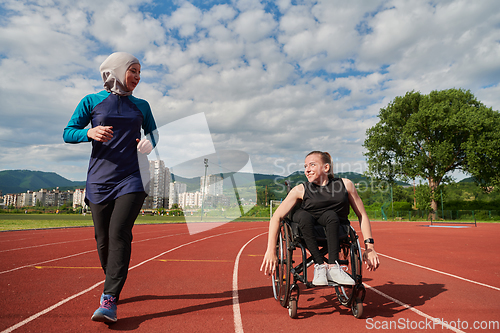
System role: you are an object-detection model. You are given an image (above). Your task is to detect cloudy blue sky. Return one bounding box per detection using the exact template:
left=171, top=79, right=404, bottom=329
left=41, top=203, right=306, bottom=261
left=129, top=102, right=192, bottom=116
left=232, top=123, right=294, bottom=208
left=1, top=0, right=499, bottom=181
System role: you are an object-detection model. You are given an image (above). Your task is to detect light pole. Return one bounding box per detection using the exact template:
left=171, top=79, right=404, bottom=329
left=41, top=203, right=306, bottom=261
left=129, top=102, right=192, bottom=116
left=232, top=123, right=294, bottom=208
left=200, top=158, right=208, bottom=221
left=441, top=189, right=444, bottom=220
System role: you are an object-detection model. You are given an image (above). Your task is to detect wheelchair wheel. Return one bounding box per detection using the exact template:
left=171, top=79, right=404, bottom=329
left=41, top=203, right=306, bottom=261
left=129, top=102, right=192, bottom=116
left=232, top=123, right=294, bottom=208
left=271, top=230, right=283, bottom=301
left=288, top=297, right=298, bottom=319
left=272, top=222, right=293, bottom=308
left=351, top=298, right=363, bottom=318
left=335, top=232, right=362, bottom=307
left=351, top=284, right=366, bottom=318
left=334, top=245, right=355, bottom=306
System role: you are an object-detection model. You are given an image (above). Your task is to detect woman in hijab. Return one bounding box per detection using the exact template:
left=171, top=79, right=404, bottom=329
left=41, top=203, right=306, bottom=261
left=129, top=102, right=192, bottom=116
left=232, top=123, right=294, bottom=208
left=63, top=52, right=158, bottom=323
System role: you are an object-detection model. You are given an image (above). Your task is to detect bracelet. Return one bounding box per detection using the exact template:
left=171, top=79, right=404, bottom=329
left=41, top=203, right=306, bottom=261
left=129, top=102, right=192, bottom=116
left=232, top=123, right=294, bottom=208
left=364, top=238, right=374, bottom=244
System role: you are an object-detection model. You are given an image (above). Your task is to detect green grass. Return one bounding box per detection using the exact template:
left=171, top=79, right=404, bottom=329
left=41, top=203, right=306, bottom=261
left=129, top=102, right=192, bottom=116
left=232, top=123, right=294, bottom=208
left=0, top=213, right=266, bottom=231
left=2, top=212, right=496, bottom=231
left=0, top=214, right=93, bottom=231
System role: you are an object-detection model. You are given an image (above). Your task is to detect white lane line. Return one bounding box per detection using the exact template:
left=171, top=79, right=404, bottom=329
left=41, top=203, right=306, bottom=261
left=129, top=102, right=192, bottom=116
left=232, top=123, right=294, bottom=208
left=0, top=250, right=95, bottom=275
left=232, top=233, right=267, bottom=333
left=0, top=237, right=36, bottom=244
left=364, top=282, right=466, bottom=333
left=1, top=281, right=104, bottom=333
left=1, top=227, right=265, bottom=333
left=227, top=231, right=479, bottom=333
left=0, top=238, right=94, bottom=253
left=378, top=252, right=500, bottom=292
left=0, top=229, right=185, bottom=254
left=0, top=224, right=185, bottom=253
left=0, top=233, right=187, bottom=275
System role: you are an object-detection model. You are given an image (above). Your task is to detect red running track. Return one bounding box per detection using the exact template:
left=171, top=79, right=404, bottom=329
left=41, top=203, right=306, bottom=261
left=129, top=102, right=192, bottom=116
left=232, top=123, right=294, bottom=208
left=0, top=221, right=499, bottom=332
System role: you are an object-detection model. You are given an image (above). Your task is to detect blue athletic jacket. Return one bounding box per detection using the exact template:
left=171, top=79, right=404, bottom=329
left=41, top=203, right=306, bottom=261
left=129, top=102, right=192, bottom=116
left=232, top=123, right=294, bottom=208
left=63, top=90, right=157, bottom=204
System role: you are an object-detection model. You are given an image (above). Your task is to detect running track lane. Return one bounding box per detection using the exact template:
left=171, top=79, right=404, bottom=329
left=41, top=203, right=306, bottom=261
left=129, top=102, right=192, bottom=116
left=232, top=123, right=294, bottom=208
left=1, top=221, right=500, bottom=332
left=236, top=222, right=500, bottom=333
left=0, top=222, right=267, bottom=332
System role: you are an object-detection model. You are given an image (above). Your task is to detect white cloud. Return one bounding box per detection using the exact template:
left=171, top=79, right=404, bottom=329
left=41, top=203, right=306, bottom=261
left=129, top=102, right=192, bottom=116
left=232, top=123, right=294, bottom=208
left=231, top=9, right=277, bottom=43
left=279, top=5, right=315, bottom=35
left=232, top=0, right=265, bottom=12
left=164, top=1, right=202, bottom=37
left=148, top=113, right=217, bottom=180
left=89, top=1, right=165, bottom=53
left=358, top=0, right=500, bottom=92
left=278, top=1, right=379, bottom=71
left=199, top=4, right=237, bottom=29
left=0, top=143, right=91, bottom=181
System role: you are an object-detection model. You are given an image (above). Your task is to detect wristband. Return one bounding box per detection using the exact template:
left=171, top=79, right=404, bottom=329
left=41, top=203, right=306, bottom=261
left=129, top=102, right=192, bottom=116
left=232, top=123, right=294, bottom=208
left=364, top=238, right=374, bottom=244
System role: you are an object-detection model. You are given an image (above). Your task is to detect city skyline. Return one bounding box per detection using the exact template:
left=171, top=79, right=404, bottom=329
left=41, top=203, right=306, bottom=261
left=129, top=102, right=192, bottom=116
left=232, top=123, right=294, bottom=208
left=1, top=161, right=245, bottom=211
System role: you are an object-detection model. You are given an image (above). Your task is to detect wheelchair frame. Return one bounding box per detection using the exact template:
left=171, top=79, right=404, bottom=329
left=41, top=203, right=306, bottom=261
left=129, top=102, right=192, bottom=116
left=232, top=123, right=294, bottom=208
left=271, top=217, right=366, bottom=319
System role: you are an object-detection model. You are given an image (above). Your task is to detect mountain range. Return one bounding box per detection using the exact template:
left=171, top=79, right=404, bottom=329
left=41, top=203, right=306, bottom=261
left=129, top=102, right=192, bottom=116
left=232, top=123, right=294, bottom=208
left=0, top=170, right=86, bottom=194
left=0, top=169, right=377, bottom=194
left=3, top=169, right=477, bottom=195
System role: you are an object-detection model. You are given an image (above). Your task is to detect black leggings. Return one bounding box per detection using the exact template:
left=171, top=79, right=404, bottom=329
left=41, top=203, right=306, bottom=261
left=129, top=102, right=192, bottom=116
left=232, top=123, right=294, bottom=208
left=88, top=192, right=147, bottom=300
left=294, top=209, right=344, bottom=265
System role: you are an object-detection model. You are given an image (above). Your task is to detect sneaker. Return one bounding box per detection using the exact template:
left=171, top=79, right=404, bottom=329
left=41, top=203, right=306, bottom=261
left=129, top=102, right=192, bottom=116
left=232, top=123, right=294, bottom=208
left=327, top=261, right=355, bottom=285
left=91, top=294, right=117, bottom=323
left=312, top=264, right=328, bottom=286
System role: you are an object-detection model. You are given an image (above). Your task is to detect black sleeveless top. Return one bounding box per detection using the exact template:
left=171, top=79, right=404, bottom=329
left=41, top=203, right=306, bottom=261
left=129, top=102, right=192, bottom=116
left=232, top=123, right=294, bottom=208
left=300, top=177, right=350, bottom=223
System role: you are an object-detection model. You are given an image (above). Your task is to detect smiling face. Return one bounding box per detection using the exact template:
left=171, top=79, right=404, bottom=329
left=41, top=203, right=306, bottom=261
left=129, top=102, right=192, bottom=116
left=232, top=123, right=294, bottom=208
left=304, top=153, right=330, bottom=185
left=125, top=63, right=141, bottom=92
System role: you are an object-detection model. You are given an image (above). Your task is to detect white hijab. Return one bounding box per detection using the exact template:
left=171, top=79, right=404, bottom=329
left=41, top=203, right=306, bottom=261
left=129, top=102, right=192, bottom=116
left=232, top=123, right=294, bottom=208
left=99, top=52, right=140, bottom=96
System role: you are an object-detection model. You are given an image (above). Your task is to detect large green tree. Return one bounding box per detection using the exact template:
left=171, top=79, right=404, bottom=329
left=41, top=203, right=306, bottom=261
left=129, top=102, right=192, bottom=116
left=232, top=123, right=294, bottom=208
left=363, top=88, right=500, bottom=213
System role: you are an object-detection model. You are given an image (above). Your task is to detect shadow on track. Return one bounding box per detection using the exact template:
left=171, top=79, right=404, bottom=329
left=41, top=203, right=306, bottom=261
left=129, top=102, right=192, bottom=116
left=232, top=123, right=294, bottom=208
left=277, top=280, right=447, bottom=320
left=363, top=281, right=447, bottom=319
left=107, top=286, right=271, bottom=330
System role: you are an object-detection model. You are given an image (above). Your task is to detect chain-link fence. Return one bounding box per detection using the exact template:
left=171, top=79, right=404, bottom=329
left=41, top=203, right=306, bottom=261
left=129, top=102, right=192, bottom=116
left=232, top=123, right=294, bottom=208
left=354, top=210, right=500, bottom=222
left=257, top=201, right=500, bottom=223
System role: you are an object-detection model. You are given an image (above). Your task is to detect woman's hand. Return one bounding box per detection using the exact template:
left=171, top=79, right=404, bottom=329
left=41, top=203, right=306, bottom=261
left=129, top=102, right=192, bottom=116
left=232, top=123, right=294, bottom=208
left=363, top=247, right=380, bottom=271
left=260, top=249, right=277, bottom=276
left=87, top=126, right=113, bottom=142
left=136, top=138, right=153, bottom=154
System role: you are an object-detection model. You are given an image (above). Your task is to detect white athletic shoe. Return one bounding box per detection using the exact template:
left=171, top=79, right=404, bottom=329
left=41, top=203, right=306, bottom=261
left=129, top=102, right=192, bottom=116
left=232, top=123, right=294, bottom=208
left=327, top=261, right=355, bottom=285
left=312, top=264, right=328, bottom=286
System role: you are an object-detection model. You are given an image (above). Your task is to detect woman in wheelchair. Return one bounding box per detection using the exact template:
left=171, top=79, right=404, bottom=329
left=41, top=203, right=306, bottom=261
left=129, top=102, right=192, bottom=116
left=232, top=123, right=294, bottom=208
left=261, top=151, right=380, bottom=285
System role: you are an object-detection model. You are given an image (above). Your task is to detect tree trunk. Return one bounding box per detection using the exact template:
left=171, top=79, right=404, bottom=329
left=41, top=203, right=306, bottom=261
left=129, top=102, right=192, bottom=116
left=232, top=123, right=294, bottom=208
left=428, top=177, right=439, bottom=220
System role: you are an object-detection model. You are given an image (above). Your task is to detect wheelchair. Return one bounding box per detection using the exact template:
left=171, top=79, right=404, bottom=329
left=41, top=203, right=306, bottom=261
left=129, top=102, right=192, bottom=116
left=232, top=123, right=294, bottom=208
left=271, top=208, right=366, bottom=319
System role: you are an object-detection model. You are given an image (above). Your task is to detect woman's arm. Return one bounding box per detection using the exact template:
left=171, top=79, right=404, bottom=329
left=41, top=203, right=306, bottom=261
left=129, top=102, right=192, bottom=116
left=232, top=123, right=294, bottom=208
left=63, top=100, right=92, bottom=143
left=343, top=178, right=380, bottom=271
left=260, top=184, right=304, bottom=276
left=63, top=93, right=108, bottom=143
left=136, top=138, right=153, bottom=154
left=130, top=96, right=158, bottom=147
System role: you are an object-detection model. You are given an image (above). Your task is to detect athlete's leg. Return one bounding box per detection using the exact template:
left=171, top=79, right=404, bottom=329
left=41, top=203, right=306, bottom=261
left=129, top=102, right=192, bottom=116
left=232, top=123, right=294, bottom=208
left=103, top=191, right=147, bottom=299
left=293, top=209, right=324, bottom=265
left=317, top=210, right=340, bottom=264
